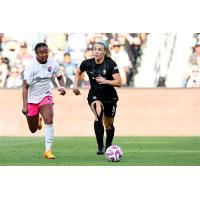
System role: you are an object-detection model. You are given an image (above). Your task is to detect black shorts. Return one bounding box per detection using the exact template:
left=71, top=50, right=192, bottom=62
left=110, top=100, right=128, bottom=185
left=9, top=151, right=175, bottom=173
left=87, top=95, right=117, bottom=118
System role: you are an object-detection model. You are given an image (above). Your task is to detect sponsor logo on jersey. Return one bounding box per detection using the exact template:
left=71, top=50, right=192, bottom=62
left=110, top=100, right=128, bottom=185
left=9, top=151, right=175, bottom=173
left=32, top=76, right=49, bottom=83
left=33, top=76, right=42, bottom=80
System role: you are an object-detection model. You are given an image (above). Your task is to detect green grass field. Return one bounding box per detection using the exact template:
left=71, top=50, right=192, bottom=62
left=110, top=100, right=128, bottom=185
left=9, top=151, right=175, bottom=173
left=1, top=136, right=200, bottom=166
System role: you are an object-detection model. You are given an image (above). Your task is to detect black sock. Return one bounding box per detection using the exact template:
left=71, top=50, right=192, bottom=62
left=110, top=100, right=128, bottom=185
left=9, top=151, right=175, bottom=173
left=94, top=121, right=104, bottom=150
left=106, top=125, right=115, bottom=149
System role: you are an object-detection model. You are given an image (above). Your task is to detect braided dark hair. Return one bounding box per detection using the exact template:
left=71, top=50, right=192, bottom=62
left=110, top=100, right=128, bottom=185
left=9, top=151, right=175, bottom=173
left=34, top=43, right=48, bottom=52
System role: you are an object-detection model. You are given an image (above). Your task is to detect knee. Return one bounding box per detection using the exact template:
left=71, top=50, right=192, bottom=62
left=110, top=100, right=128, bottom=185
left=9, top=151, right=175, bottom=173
left=43, top=118, right=53, bottom=124
left=43, top=114, right=53, bottom=124
left=93, top=103, right=104, bottom=122
left=104, top=123, right=113, bottom=130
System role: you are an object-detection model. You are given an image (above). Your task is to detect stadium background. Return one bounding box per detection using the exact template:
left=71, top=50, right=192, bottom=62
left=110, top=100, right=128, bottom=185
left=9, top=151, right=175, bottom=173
left=1, top=1, right=200, bottom=199
left=0, top=33, right=200, bottom=137
left=1, top=88, right=200, bottom=136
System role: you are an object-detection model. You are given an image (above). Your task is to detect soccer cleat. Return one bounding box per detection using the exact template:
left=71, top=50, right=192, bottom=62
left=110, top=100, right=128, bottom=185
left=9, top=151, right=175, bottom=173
left=38, top=116, right=43, bottom=130
left=44, top=151, right=56, bottom=159
left=96, top=147, right=104, bottom=155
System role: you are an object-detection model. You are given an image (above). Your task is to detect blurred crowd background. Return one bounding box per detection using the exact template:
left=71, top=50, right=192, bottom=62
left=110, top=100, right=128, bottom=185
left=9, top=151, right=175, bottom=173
left=0, top=33, right=200, bottom=89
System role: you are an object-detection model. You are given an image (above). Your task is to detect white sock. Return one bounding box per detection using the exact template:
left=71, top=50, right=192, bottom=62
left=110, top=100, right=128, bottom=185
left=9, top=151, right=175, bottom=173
left=44, top=124, right=54, bottom=152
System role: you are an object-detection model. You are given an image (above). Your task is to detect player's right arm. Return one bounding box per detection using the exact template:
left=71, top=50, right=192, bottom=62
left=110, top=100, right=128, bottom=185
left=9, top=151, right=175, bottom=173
left=22, top=80, right=29, bottom=115
left=73, top=67, right=83, bottom=95
left=22, top=60, right=32, bottom=115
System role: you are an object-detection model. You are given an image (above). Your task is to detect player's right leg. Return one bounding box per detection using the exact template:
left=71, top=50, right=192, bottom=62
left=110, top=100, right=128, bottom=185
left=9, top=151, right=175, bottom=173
left=90, top=100, right=105, bottom=155
left=25, top=103, right=40, bottom=133
left=26, top=115, right=39, bottom=133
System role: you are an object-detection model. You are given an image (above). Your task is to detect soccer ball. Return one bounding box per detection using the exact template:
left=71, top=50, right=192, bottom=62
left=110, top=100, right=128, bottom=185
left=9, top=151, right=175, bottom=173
left=105, top=145, right=123, bottom=162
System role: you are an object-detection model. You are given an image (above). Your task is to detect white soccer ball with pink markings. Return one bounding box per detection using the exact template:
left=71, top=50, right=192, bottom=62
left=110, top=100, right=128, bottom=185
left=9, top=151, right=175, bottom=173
left=105, top=145, right=123, bottom=162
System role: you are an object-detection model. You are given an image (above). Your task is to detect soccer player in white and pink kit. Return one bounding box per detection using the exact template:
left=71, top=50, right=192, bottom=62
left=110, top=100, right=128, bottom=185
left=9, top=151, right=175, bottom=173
left=22, top=43, right=66, bottom=159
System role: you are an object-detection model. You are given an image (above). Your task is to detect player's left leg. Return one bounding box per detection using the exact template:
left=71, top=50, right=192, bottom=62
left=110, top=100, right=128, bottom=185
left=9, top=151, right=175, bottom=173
left=37, top=115, right=43, bottom=130
left=39, top=99, right=55, bottom=159
left=90, top=100, right=105, bottom=155
left=103, top=103, right=117, bottom=150
left=104, top=117, right=115, bottom=150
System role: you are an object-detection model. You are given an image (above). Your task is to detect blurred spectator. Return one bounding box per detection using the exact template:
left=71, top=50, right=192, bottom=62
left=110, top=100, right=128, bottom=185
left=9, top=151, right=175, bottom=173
left=63, top=53, right=77, bottom=87
left=1, top=40, right=18, bottom=65
left=0, top=33, right=147, bottom=88
left=140, top=33, right=148, bottom=44
left=5, top=66, right=23, bottom=88
left=111, top=40, right=131, bottom=86
left=116, top=33, right=145, bottom=84
left=0, top=33, right=3, bottom=52
left=16, top=42, right=33, bottom=69
left=189, top=41, right=200, bottom=65
left=81, top=45, right=94, bottom=89
left=193, top=33, right=200, bottom=41
left=182, top=64, right=200, bottom=87
left=84, top=44, right=93, bottom=59
left=59, top=65, right=68, bottom=87
left=0, top=55, right=9, bottom=87
left=12, top=58, right=25, bottom=77
left=45, top=33, right=67, bottom=65
left=157, top=76, right=166, bottom=87
left=51, top=48, right=65, bottom=64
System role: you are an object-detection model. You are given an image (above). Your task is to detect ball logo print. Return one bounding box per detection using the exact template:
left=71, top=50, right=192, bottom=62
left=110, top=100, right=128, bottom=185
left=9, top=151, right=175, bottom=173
left=105, top=145, right=123, bottom=162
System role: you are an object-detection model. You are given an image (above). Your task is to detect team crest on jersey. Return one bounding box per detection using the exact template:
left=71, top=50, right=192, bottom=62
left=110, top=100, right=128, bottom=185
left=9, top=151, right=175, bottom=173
left=47, top=66, right=52, bottom=72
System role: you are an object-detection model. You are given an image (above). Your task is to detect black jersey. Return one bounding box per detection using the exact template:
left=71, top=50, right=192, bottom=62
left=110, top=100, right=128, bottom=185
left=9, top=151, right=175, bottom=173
left=80, top=57, right=119, bottom=103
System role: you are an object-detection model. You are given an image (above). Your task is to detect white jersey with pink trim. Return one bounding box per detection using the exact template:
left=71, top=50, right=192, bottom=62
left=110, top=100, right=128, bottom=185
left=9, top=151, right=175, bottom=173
left=24, top=57, right=61, bottom=104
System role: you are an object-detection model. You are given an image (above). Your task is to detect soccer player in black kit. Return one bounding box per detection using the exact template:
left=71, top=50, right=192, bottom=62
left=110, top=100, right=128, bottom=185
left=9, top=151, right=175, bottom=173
left=73, top=40, right=122, bottom=155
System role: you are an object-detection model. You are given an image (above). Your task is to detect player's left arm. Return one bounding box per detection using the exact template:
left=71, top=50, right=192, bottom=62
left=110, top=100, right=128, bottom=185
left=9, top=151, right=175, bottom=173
left=57, top=75, right=66, bottom=95
left=96, top=73, right=122, bottom=87
left=54, top=61, right=66, bottom=96
left=22, top=80, right=29, bottom=115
